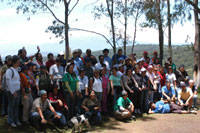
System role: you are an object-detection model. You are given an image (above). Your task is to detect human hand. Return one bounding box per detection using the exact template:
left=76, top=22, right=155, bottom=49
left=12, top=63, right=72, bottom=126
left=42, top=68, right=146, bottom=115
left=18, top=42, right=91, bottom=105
left=57, top=99, right=63, bottom=107
left=41, top=118, right=47, bottom=124
left=54, top=114, right=61, bottom=119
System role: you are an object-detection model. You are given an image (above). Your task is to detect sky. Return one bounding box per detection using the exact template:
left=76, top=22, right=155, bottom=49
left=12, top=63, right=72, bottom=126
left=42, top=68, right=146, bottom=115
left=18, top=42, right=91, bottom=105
left=0, top=0, right=195, bottom=58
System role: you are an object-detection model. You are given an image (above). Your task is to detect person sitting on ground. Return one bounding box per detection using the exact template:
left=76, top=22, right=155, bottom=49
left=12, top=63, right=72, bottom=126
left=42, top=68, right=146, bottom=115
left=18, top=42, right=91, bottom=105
left=48, top=84, right=68, bottom=126
left=82, top=90, right=102, bottom=124
left=149, top=100, right=197, bottom=114
left=188, top=80, right=198, bottom=109
left=178, top=82, right=193, bottom=110
left=114, top=90, right=135, bottom=120
left=161, top=80, right=176, bottom=103
left=30, top=90, right=61, bottom=129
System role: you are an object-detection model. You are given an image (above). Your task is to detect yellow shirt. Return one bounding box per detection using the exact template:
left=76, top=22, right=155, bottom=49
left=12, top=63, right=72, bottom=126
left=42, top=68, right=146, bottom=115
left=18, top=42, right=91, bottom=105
left=178, top=88, right=193, bottom=100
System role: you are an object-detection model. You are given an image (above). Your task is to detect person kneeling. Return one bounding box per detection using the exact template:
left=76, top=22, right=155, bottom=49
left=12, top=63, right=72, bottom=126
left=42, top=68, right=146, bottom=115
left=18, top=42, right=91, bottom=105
left=29, top=90, right=61, bottom=129
left=114, top=90, right=135, bottom=120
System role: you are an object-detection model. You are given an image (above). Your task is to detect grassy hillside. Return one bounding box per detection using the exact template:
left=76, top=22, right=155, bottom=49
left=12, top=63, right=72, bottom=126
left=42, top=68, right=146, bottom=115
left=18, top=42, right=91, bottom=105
left=90, top=44, right=194, bottom=77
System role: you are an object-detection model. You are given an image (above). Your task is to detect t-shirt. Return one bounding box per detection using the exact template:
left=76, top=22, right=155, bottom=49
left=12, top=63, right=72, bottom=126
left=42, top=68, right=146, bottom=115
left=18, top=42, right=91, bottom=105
left=153, top=101, right=170, bottom=113
left=109, top=75, right=121, bottom=86
left=114, top=97, right=132, bottom=111
left=31, top=97, right=52, bottom=112
left=161, top=86, right=175, bottom=99
left=166, top=73, right=176, bottom=86
left=62, top=72, right=79, bottom=92
left=178, top=88, right=193, bottom=100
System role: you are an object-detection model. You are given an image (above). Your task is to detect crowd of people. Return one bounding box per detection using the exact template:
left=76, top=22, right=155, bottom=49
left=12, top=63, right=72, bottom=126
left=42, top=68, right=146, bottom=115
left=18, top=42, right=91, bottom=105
left=0, top=47, right=198, bottom=130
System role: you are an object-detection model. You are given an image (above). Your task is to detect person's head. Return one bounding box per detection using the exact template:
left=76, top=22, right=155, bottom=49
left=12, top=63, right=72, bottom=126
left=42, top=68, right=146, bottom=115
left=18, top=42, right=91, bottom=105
left=40, top=65, right=47, bottom=73
left=47, top=53, right=54, bottom=61
left=145, top=57, right=150, bottom=64
left=153, top=51, right=158, bottom=58
left=148, top=65, right=153, bottom=73
left=125, top=58, right=131, bottom=65
left=36, top=53, right=43, bottom=61
left=21, top=65, right=29, bottom=75
left=180, top=81, right=186, bottom=90
left=55, top=57, right=62, bottom=66
left=77, top=49, right=82, bottom=57
left=79, top=69, right=85, bottom=78
left=168, top=57, right=172, bottom=63
left=12, top=55, right=20, bottom=68
left=93, top=69, right=100, bottom=78
left=168, top=66, right=173, bottom=74
left=189, top=79, right=194, bottom=87
left=118, top=57, right=124, bottom=64
left=72, top=50, right=78, bottom=58
left=154, top=66, right=158, bottom=72
left=149, top=102, right=156, bottom=110
left=159, top=66, right=164, bottom=74
left=18, top=49, right=26, bottom=58
left=166, top=80, right=171, bottom=88
left=117, top=49, right=123, bottom=56
left=165, top=61, right=170, bottom=67
left=53, top=84, right=59, bottom=94
left=103, top=49, right=109, bottom=56
left=143, top=51, right=148, bottom=58
left=100, top=67, right=107, bottom=76
left=121, top=90, right=128, bottom=99
left=89, top=90, right=96, bottom=99
left=85, top=59, right=92, bottom=67
left=86, top=49, right=92, bottom=56
left=39, top=90, right=47, bottom=101
left=135, top=65, right=140, bottom=74
left=112, top=67, right=118, bottom=75
left=179, top=65, right=185, bottom=72
left=66, top=63, right=74, bottom=74
left=154, top=58, right=160, bottom=64
left=118, top=64, right=124, bottom=72
left=5, top=55, right=12, bottom=66
left=141, top=67, right=147, bottom=76
left=99, top=55, right=104, bottom=63
left=126, top=68, right=132, bottom=76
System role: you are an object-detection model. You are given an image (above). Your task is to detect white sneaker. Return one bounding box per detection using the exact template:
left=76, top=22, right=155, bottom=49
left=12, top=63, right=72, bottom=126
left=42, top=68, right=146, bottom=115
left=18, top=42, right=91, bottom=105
left=190, top=110, right=197, bottom=115
left=16, top=121, right=22, bottom=126
left=10, top=123, right=17, bottom=128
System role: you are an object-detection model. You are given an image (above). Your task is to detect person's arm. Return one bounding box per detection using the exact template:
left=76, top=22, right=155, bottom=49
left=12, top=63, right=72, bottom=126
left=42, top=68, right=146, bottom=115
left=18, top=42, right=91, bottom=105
left=109, top=79, right=114, bottom=95
left=89, top=78, right=93, bottom=91
left=178, top=92, right=183, bottom=106
left=36, top=107, right=47, bottom=123
left=49, top=105, right=60, bottom=119
left=85, top=77, right=89, bottom=96
left=64, top=81, right=72, bottom=93
left=82, top=99, right=89, bottom=112
left=185, top=89, right=193, bottom=105
left=148, top=109, right=155, bottom=114
left=123, top=76, right=133, bottom=93
left=162, top=91, right=170, bottom=101
left=130, top=102, right=134, bottom=113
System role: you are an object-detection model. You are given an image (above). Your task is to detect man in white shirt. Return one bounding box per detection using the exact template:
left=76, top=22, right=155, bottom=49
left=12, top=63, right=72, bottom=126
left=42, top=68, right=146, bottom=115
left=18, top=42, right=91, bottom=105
left=6, top=55, right=21, bottom=128
left=95, top=55, right=110, bottom=71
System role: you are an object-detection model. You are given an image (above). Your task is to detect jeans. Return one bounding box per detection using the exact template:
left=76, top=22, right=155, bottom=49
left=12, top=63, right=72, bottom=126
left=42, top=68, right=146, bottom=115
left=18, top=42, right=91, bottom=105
left=94, top=92, right=102, bottom=107
left=63, top=91, right=77, bottom=119
left=193, top=95, right=198, bottom=107
left=85, top=110, right=102, bottom=123
left=21, top=93, right=33, bottom=122
left=30, top=110, right=66, bottom=126
left=1, top=89, right=8, bottom=116
left=113, top=86, right=122, bottom=109
left=149, top=91, right=154, bottom=102
left=140, top=90, right=149, bottom=113
left=7, top=90, right=20, bottom=124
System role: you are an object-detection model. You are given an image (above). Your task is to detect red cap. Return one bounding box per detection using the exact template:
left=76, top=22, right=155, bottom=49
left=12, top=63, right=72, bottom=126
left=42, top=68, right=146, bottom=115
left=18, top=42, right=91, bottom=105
left=143, top=51, right=148, bottom=54
left=153, top=51, right=158, bottom=54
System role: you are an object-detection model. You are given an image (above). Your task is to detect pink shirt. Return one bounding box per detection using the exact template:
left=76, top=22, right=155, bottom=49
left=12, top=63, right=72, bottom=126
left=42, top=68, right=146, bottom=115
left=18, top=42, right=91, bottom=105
left=102, top=75, right=109, bottom=89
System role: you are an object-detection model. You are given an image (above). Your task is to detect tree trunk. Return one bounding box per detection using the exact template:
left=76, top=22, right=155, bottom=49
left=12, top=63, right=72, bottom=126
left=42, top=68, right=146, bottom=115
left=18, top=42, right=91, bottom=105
left=156, top=0, right=164, bottom=65
left=193, top=0, right=200, bottom=88
left=131, top=10, right=139, bottom=54
left=124, top=0, right=127, bottom=56
left=65, top=2, right=69, bottom=61
left=167, top=0, right=172, bottom=58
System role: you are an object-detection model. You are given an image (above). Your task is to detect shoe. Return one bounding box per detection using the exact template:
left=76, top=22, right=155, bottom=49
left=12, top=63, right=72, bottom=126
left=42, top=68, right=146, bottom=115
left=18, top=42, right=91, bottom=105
left=130, top=115, right=136, bottom=121
left=10, top=123, right=17, bottom=128
left=190, top=110, right=197, bottom=115
left=16, top=121, right=22, bottom=126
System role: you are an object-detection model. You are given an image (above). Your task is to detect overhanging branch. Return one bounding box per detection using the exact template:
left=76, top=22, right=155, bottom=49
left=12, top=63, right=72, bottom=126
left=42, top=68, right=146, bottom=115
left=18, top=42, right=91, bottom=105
left=68, top=0, right=80, bottom=15
left=185, top=0, right=200, bottom=14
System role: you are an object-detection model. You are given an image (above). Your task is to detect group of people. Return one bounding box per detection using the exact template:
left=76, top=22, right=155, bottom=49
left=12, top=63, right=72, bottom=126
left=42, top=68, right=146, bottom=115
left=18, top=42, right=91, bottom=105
left=0, top=47, right=198, bottom=129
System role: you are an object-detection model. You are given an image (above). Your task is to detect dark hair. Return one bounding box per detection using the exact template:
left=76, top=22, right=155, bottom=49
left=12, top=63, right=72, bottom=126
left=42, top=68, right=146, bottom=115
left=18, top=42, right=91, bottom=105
left=86, top=49, right=91, bottom=53
left=103, top=49, right=109, bottom=53
left=98, top=55, right=104, bottom=60
left=47, top=53, right=53, bottom=59
left=36, top=53, right=42, bottom=60
left=112, top=67, right=118, bottom=71
left=118, top=49, right=123, bottom=53
left=125, top=68, right=132, bottom=75
left=55, top=57, right=62, bottom=63
left=79, top=68, right=85, bottom=74
left=18, top=49, right=26, bottom=55
left=12, top=55, right=20, bottom=64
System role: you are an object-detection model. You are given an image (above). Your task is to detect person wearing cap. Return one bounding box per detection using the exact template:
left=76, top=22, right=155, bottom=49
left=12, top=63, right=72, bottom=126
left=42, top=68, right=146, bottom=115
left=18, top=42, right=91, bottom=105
left=143, top=57, right=150, bottom=69
left=84, top=49, right=97, bottom=67
left=114, top=90, right=135, bottom=120
left=175, top=65, right=189, bottom=87
left=95, top=55, right=110, bottom=71
left=188, top=80, right=198, bottom=108
left=62, top=63, right=79, bottom=119
left=103, top=48, right=112, bottom=68
left=112, top=49, right=127, bottom=65
left=0, top=55, right=12, bottom=117
left=143, top=51, right=149, bottom=60
left=166, top=66, right=177, bottom=89
left=36, top=65, right=51, bottom=94
left=48, top=84, right=68, bottom=125
left=20, top=65, right=34, bottom=123
left=117, top=63, right=125, bottom=78
left=30, top=90, right=61, bottom=129
left=178, top=82, right=193, bottom=109
left=49, top=57, right=64, bottom=85
left=5, top=55, right=21, bottom=127
left=167, top=57, right=176, bottom=73
left=161, top=80, right=176, bottom=103
left=73, top=49, right=83, bottom=76
left=45, top=53, right=55, bottom=72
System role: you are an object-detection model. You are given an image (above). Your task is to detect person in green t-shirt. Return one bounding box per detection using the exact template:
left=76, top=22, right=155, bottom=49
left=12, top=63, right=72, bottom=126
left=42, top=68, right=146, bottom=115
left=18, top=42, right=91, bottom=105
left=62, top=62, right=79, bottom=119
left=114, top=90, right=135, bottom=120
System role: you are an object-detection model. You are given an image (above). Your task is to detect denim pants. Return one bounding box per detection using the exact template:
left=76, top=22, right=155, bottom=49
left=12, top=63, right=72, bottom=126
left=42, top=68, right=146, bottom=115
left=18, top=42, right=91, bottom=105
left=94, top=91, right=102, bottom=107
left=1, top=89, right=8, bottom=116
left=63, top=91, right=77, bottom=119
left=30, top=110, right=66, bottom=126
left=85, top=110, right=102, bottom=123
left=140, top=90, right=149, bottom=113
left=113, top=86, right=122, bottom=109
left=7, top=90, right=20, bottom=124
left=21, top=93, right=33, bottom=122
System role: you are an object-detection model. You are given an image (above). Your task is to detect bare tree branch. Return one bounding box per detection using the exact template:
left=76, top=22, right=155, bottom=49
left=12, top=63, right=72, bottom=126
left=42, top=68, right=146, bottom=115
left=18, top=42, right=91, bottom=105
left=185, top=0, right=200, bottom=14
left=70, top=27, right=113, bottom=47
left=38, top=0, right=65, bottom=25
left=68, top=0, right=80, bottom=15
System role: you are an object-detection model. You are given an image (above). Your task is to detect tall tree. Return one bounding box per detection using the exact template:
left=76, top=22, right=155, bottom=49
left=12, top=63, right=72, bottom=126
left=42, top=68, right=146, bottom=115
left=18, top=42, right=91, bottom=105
left=167, top=0, right=172, bottom=58
left=4, top=0, right=80, bottom=60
